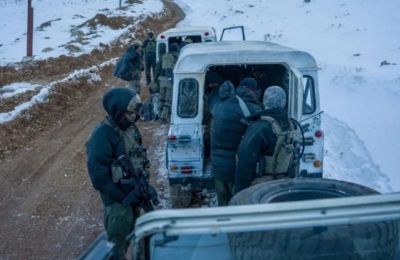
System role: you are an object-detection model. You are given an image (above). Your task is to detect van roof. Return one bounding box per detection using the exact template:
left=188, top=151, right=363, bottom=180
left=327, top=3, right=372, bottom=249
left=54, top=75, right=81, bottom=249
left=157, top=26, right=215, bottom=39
left=175, top=41, right=318, bottom=73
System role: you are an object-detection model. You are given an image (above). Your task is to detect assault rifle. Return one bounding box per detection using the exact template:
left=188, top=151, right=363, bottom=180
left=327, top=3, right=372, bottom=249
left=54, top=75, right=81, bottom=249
left=117, top=155, right=160, bottom=212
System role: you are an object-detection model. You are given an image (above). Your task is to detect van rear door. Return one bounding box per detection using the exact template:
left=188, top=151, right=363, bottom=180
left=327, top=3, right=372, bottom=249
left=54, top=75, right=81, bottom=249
left=219, top=26, right=246, bottom=41
left=166, top=75, right=210, bottom=185
left=288, top=67, right=304, bottom=121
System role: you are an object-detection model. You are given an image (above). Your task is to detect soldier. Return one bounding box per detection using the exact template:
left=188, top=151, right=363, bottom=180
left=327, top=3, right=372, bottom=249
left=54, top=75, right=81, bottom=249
left=113, top=40, right=144, bottom=95
left=157, top=42, right=179, bottom=122
left=210, top=78, right=262, bottom=206
left=234, top=86, right=297, bottom=194
left=86, top=88, right=158, bottom=260
left=142, top=30, right=157, bottom=85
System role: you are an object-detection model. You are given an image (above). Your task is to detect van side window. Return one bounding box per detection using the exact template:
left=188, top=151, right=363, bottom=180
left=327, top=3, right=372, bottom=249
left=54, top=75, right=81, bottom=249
left=302, top=76, right=316, bottom=114
left=178, top=79, right=199, bottom=118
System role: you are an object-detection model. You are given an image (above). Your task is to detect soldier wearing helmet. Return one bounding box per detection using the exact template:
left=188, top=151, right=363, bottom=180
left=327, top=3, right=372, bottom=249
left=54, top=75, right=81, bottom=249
left=86, top=88, right=154, bottom=260
left=142, top=29, right=157, bottom=85
left=113, top=40, right=144, bottom=95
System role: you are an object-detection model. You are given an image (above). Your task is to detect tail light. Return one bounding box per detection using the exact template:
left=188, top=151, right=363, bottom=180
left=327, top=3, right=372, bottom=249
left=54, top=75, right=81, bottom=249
left=168, top=135, right=177, bottom=141
left=315, top=130, right=324, bottom=138
left=181, top=165, right=193, bottom=174
left=204, top=31, right=209, bottom=36
left=313, top=160, right=322, bottom=168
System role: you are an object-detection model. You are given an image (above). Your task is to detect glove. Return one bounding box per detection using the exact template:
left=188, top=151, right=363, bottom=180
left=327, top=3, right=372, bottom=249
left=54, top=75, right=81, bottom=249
left=122, top=189, right=141, bottom=207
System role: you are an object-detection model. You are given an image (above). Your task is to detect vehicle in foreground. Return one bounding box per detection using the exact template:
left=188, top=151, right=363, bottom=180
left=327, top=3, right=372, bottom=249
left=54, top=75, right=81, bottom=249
left=131, top=179, right=400, bottom=260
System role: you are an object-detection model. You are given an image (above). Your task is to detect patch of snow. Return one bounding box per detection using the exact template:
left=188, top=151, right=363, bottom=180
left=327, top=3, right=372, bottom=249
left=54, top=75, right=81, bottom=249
left=323, top=114, right=392, bottom=193
left=154, top=125, right=171, bottom=209
left=0, top=61, right=109, bottom=123
left=0, top=82, right=41, bottom=99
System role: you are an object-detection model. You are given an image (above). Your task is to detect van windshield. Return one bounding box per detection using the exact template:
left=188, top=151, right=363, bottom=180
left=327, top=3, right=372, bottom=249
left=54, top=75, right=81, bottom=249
left=148, top=219, right=400, bottom=260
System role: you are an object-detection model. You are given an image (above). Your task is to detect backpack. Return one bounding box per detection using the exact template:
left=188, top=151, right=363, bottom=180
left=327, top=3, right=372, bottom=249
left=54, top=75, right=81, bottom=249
left=260, top=115, right=297, bottom=175
left=113, top=50, right=138, bottom=81
left=144, top=40, right=156, bottom=55
left=139, top=100, right=154, bottom=121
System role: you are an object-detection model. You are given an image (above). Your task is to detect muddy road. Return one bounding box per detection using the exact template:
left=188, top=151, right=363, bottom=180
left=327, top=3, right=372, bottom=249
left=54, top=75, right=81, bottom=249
left=0, top=1, right=184, bottom=259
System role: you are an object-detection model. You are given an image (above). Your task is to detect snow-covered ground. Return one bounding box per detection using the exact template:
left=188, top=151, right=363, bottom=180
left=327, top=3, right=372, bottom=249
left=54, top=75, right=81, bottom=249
left=0, top=0, right=162, bottom=122
left=0, top=0, right=163, bottom=65
left=1, top=0, right=399, bottom=192
left=174, top=0, right=400, bottom=192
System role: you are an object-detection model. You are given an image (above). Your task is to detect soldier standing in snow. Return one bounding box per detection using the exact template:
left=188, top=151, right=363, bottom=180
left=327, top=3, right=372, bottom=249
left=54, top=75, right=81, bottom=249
left=142, top=30, right=157, bottom=85
left=86, top=88, right=157, bottom=260
left=157, top=42, right=180, bottom=122
left=113, top=40, right=144, bottom=95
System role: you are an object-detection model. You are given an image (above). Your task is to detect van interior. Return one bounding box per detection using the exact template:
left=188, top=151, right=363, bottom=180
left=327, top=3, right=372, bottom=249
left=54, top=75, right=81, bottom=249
left=168, top=35, right=202, bottom=47
left=158, top=35, right=203, bottom=58
left=202, top=64, right=289, bottom=163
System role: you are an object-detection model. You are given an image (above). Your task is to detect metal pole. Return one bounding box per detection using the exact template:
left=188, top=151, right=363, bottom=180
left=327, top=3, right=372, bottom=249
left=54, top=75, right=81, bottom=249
left=119, top=0, right=122, bottom=9
left=27, top=0, right=33, bottom=57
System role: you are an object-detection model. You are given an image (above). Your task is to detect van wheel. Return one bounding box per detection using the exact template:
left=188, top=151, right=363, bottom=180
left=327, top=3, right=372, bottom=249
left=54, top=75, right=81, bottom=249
left=228, top=178, right=399, bottom=260
left=170, top=185, right=192, bottom=208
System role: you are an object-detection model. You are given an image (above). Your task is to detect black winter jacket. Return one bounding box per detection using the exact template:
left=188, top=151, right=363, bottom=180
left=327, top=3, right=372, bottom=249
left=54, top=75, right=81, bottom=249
left=234, top=108, right=290, bottom=193
left=210, top=86, right=261, bottom=182
left=113, top=47, right=141, bottom=81
left=86, top=88, right=137, bottom=205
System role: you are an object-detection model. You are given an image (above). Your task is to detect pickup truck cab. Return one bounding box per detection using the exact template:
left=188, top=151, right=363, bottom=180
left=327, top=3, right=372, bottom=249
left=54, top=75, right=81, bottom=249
left=166, top=41, right=324, bottom=205
left=156, top=26, right=217, bottom=62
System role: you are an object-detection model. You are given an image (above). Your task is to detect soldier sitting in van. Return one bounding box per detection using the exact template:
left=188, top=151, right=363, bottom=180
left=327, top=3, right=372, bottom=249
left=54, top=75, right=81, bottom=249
left=157, top=43, right=180, bottom=122
left=234, top=86, right=297, bottom=194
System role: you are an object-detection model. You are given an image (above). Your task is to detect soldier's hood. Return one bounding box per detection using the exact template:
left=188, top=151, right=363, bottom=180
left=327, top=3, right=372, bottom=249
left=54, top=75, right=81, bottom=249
left=236, top=86, right=259, bottom=104
left=219, top=81, right=235, bottom=99
left=102, top=88, right=136, bottom=123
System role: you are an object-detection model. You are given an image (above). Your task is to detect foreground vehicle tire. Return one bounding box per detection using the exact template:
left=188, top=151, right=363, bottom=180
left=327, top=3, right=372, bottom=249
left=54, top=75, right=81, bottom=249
left=228, top=178, right=399, bottom=260
left=170, top=184, right=192, bottom=208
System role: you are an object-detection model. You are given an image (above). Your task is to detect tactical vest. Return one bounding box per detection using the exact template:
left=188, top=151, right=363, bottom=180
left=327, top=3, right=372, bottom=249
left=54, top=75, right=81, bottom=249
left=145, top=40, right=156, bottom=55
left=261, top=116, right=296, bottom=175
left=161, top=52, right=178, bottom=78
left=104, top=119, right=149, bottom=183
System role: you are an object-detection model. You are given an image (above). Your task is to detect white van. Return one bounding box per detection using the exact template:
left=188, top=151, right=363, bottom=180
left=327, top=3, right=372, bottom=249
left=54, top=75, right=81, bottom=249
left=166, top=41, right=324, bottom=206
left=156, top=26, right=217, bottom=62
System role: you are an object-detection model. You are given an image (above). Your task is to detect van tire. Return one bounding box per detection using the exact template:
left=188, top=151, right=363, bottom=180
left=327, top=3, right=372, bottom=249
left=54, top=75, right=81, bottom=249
left=228, top=178, right=399, bottom=260
left=170, top=185, right=192, bottom=208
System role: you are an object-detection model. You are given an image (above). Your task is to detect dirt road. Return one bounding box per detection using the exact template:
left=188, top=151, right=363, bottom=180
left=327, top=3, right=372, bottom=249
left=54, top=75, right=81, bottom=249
left=0, top=1, right=183, bottom=259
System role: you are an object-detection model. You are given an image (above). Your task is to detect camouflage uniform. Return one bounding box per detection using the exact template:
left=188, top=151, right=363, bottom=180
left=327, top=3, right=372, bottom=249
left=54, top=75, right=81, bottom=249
left=158, top=45, right=179, bottom=122
left=87, top=88, right=150, bottom=260
left=143, top=31, right=157, bottom=85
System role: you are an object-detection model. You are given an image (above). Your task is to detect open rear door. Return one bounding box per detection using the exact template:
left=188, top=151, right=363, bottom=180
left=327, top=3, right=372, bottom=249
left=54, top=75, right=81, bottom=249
left=288, top=67, right=304, bottom=121
left=219, top=25, right=246, bottom=41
